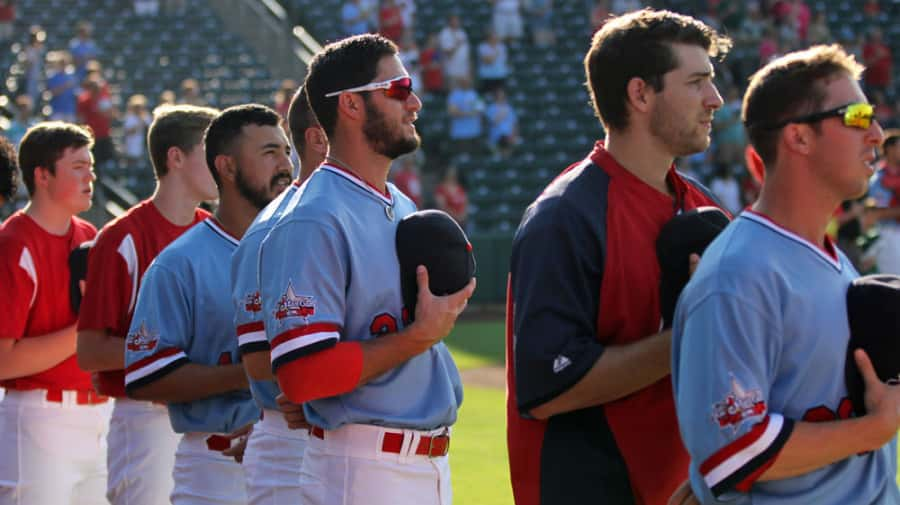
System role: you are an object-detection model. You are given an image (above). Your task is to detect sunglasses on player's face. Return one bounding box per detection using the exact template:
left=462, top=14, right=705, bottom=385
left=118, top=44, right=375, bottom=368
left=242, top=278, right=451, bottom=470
left=324, top=76, right=414, bottom=101
left=763, top=102, right=875, bottom=131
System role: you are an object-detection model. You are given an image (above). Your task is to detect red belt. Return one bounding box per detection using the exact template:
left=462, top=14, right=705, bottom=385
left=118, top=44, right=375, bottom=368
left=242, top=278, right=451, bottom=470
left=43, top=389, right=109, bottom=405
left=310, top=426, right=450, bottom=458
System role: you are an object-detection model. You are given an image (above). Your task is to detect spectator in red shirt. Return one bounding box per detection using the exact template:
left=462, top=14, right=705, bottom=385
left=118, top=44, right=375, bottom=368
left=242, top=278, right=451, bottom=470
left=0, top=0, right=14, bottom=43
left=590, top=0, right=611, bottom=33
left=391, top=155, right=422, bottom=207
left=421, top=33, right=444, bottom=93
left=863, top=28, right=892, bottom=93
left=77, top=74, right=116, bottom=174
left=434, top=165, right=468, bottom=230
left=863, top=0, right=880, bottom=19
left=378, top=0, right=404, bottom=43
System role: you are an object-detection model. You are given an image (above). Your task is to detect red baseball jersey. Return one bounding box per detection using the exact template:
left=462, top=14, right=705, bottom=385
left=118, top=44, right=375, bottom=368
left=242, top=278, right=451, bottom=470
left=77, top=199, right=209, bottom=396
left=0, top=211, right=97, bottom=391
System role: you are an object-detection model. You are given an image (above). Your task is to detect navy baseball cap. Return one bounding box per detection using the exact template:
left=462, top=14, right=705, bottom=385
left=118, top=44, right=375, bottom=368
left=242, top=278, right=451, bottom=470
left=845, top=274, right=900, bottom=416
left=396, top=209, right=476, bottom=320
left=656, top=206, right=731, bottom=328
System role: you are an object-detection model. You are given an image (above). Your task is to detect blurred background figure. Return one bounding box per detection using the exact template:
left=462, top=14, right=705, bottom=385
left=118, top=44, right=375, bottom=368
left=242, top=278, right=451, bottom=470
left=434, top=165, right=468, bottom=230
left=122, top=94, right=151, bottom=168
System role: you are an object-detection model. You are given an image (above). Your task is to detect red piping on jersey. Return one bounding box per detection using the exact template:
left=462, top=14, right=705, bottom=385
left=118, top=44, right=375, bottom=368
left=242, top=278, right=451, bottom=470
left=276, top=341, right=364, bottom=403
left=323, top=162, right=393, bottom=201
left=744, top=210, right=839, bottom=261
left=205, top=217, right=242, bottom=244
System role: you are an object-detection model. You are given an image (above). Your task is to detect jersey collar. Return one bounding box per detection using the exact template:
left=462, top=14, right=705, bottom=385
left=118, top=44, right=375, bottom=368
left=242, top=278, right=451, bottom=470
left=321, top=163, right=394, bottom=207
left=741, top=210, right=842, bottom=272
left=203, top=217, right=240, bottom=247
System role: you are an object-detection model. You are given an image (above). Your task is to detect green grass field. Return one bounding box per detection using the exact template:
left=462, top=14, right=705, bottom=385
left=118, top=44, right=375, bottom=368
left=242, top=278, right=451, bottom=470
left=445, top=319, right=512, bottom=505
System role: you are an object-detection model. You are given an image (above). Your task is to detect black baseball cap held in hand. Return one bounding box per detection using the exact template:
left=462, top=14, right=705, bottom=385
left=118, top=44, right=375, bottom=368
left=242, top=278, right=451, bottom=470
left=845, top=274, right=900, bottom=416
left=656, top=206, right=731, bottom=329
left=396, top=209, right=476, bottom=320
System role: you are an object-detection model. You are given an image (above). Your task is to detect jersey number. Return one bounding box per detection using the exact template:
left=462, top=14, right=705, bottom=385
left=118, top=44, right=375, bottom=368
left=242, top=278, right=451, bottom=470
left=802, top=398, right=853, bottom=422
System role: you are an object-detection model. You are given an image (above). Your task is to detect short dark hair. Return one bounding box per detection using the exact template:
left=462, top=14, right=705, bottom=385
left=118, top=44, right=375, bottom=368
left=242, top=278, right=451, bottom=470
left=288, top=85, right=320, bottom=152
left=584, top=9, right=731, bottom=132
left=19, top=122, right=94, bottom=196
left=0, top=135, right=17, bottom=202
left=304, top=34, right=398, bottom=137
left=204, top=104, right=282, bottom=186
left=743, top=44, right=864, bottom=168
left=147, top=104, right=219, bottom=178
left=882, top=129, right=900, bottom=153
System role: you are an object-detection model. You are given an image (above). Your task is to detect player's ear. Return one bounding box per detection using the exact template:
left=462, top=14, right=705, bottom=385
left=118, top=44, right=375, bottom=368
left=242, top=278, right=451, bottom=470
left=33, top=165, right=52, bottom=190
left=214, top=153, right=236, bottom=183
left=625, top=77, right=653, bottom=114
left=166, top=146, right=184, bottom=171
left=337, top=93, right=364, bottom=121
left=782, top=123, right=814, bottom=156
left=305, top=126, right=328, bottom=157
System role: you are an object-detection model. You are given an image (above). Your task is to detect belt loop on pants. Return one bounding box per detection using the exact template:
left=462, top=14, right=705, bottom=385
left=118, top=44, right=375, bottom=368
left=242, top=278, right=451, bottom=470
left=310, top=425, right=450, bottom=458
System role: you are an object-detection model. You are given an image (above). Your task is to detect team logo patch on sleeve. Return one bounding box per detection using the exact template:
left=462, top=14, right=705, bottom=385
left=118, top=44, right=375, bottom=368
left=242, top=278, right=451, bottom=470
left=713, top=375, right=767, bottom=432
left=126, top=321, right=160, bottom=352
left=243, top=290, right=262, bottom=313
left=274, top=281, right=316, bottom=322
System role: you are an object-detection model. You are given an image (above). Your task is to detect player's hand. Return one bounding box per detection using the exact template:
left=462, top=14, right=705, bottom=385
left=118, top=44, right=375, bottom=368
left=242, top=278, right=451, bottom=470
left=222, top=424, right=253, bottom=464
left=856, top=349, right=900, bottom=447
left=668, top=479, right=700, bottom=505
left=408, top=265, right=476, bottom=350
left=276, top=392, right=310, bottom=430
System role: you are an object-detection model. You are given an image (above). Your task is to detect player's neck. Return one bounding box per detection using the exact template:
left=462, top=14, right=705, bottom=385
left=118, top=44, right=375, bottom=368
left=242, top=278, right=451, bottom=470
left=604, top=131, right=675, bottom=196
left=151, top=179, right=204, bottom=227
left=326, top=142, right=391, bottom=194
left=23, top=196, right=74, bottom=236
left=754, top=169, right=838, bottom=249
left=213, top=189, right=258, bottom=241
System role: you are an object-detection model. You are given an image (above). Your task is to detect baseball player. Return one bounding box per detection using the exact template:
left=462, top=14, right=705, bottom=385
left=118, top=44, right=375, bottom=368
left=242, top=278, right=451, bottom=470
left=124, top=104, right=291, bottom=505
left=0, top=134, right=16, bottom=208
left=0, top=122, right=110, bottom=505
left=230, top=89, right=326, bottom=504
left=672, top=45, right=900, bottom=504
left=867, top=130, right=900, bottom=274
left=76, top=105, right=219, bottom=505
left=258, top=34, right=475, bottom=505
left=505, top=10, right=731, bottom=505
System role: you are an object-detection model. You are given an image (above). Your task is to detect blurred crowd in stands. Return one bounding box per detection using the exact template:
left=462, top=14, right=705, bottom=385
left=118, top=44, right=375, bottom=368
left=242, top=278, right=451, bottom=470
left=2, top=0, right=900, bottom=244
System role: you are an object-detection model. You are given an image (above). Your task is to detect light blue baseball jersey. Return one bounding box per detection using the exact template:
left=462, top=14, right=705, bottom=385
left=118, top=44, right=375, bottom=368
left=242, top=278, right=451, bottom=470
left=672, top=211, right=899, bottom=504
left=125, top=218, right=260, bottom=433
left=259, top=163, right=463, bottom=431
left=231, top=180, right=303, bottom=410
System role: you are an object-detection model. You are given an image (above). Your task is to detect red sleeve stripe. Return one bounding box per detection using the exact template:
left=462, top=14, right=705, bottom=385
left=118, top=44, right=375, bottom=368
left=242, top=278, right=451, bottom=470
left=270, top=323, right=341, bottom=362
left=699, top=414, right=787, bottom=491
left=237, top=322, right=269, bottom=353
left=237, top=321, right=265, bottom=339
left=124, top=347, right=187, bottom=386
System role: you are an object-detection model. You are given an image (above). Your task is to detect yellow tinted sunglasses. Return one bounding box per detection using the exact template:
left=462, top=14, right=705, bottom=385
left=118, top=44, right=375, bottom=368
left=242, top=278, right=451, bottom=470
left=764, top=102, right=874, bottom=130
